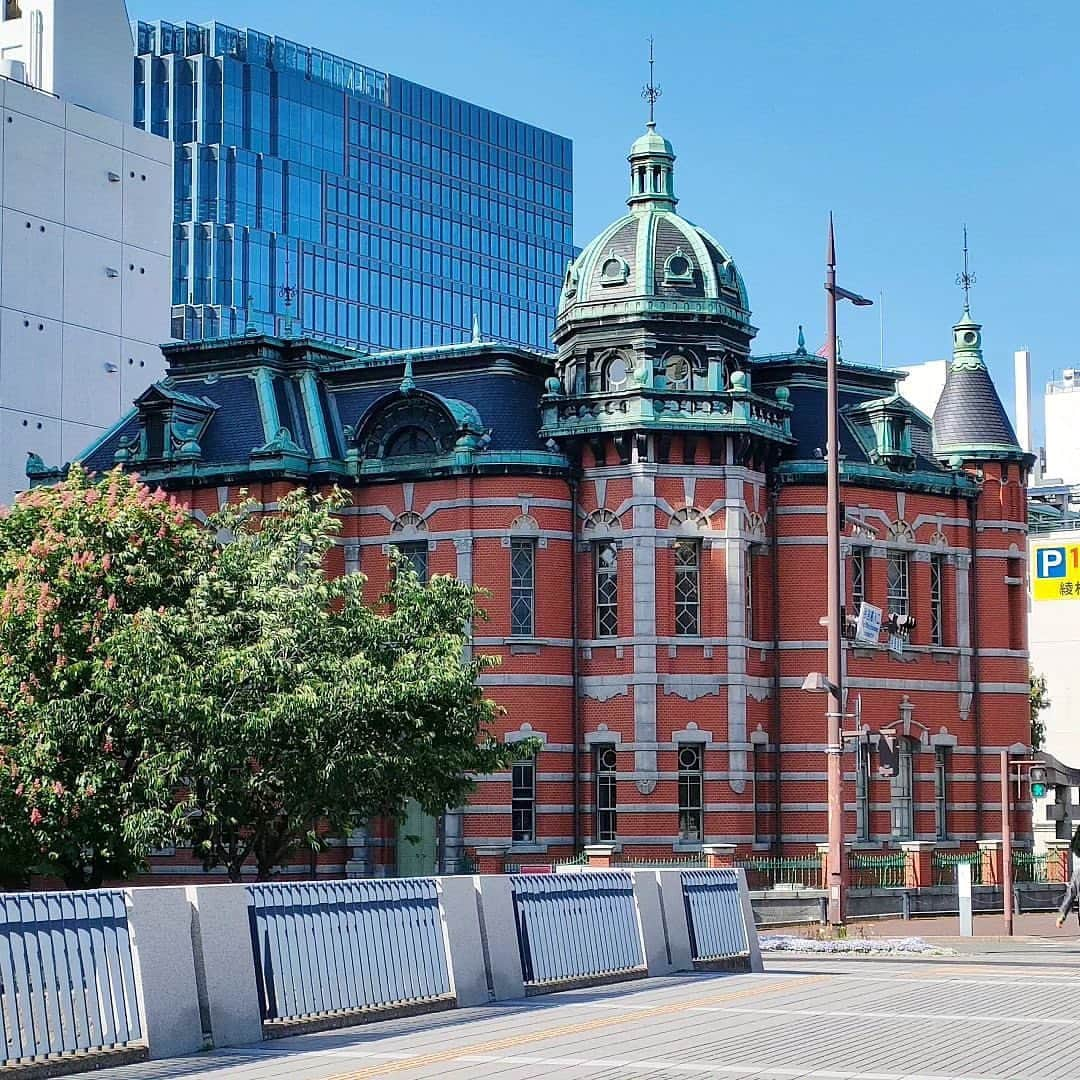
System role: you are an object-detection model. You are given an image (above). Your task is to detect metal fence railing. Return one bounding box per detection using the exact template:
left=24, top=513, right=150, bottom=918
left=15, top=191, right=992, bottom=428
left=682, top=870, right=750, bottom=961
left=613, top=854, right=707, bottom=869
left=0, top=890, right=143, bottom=1067
left=510, top=871, right=643, bottom=986
left=848, top=852, right=907, bottom=889
left=246, top=879, right=453, bottom=1025
left=735, top=855, right=823, bottom=890
left=933, top=851, right=983, bottom=886
left=1012, top=851, right=1050, bottom=884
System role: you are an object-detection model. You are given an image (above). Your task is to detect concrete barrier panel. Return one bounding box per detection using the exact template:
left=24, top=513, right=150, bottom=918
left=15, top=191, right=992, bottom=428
left=656, top=870, right=694, bottom=972
left=125, top=887, right=204, bottom=1059
left=188, top=884, right=264, bottom=1048
left=438, top=875, right=489, bottom=1007
left=631, top=870, right=673, bottom=976
left=475, top=874, right=524, bottom=1000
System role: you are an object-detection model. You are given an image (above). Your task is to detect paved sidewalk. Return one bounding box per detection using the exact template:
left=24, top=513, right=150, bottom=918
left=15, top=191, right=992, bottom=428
left=90, top=937, right=1080, bottom=1080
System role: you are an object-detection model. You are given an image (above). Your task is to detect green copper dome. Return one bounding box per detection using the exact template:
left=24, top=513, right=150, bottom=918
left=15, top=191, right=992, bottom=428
left=557, top=126, right=750, bottom=330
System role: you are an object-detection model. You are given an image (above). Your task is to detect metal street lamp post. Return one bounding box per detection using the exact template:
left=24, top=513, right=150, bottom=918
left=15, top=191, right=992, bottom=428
left=823, top=214, right=873, bottom=925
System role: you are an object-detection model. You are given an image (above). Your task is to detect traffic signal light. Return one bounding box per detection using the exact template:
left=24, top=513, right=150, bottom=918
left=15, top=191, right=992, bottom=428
left=1030, top=765, right=1048, bottom=799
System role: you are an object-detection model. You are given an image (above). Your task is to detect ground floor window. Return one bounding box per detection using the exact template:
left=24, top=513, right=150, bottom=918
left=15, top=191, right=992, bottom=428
left=595, top=744, right=617, bottom=842
left=511, top=756, right=535, bottom=843
left=678, top=745, right=703, bottom=842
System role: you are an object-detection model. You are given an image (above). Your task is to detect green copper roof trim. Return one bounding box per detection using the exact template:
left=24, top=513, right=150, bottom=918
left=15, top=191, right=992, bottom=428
left=298, top=369, right=333, bottom=461
left=75, top=409, right=137, bottom=468
left=252, top=367, right=282, bottom=441
left=776, top=460, right=979, bottom=496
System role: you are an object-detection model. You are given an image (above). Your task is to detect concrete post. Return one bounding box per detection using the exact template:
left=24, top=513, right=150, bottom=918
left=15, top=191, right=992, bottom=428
left=437, top=875, right=489, bottom=1007
left=816, top=842, right=830, bottom=890
left=474, top=845, right=507, bottom=875
left=703, top=843, right=737, bottom=869
left=187, top=885, right=263, bottom=1049
left=630, top=869, right=671, bottom=976
left=584, top=842, right=617, bottom=868
left=656, top=869, right=693, bottom=972
left=735, top=868, right=764, bottom=973
left=125, top=887, right=205, bottom=1059
left=474, top=874, right=524, bottom=1000
left=958, top=860, right=974, bottom=937
left=900, top=841, right=935, bottom=890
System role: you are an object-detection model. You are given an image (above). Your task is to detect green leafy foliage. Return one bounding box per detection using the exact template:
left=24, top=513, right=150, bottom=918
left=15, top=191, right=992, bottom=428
left=1030, top=668, right=1050, bottom=752
left=0, top=472, right=517, bottom=887
left=78, top=487, right=517, bottom=881
left=0, top=466, right=214, bottom=887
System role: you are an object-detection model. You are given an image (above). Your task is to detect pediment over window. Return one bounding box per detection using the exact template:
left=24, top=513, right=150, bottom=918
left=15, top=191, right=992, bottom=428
left=843, top=394, right=923, bottom=472
left=352, top=389, right=488, bottom=461
left=116, top=382, right=218, bottom=464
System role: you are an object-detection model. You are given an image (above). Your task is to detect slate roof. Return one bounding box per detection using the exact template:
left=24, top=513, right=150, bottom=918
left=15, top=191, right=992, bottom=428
left=932, top=365, right=1021, bottom=457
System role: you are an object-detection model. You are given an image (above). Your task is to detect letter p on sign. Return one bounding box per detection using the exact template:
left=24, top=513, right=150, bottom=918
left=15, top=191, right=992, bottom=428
left=1038, top=547, right=1066, bottom=579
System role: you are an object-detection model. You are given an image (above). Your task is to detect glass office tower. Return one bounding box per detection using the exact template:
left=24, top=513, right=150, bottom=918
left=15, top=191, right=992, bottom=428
left=133, top=21, right=574, bottom=352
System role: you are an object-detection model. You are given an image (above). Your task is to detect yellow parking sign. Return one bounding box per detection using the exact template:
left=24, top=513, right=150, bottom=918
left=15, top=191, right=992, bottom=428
left=1033, top=543, right=1080, bottom=600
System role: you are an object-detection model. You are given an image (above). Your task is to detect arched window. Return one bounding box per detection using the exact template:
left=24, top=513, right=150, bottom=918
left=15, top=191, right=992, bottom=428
left=890, top=738, right=916, bottom=840
left=605, top=354, right=630, bottom=391
left=385, top=426, right=437, bottom=457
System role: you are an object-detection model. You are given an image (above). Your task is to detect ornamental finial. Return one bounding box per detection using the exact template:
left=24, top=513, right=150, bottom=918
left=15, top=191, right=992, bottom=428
left=796, top=324, right=807, bottom=355
left=400, top=353, right=416, bottom=394
left=956, top=224, right=976, bottom=313
left=642, top=36, right=661, bottom=127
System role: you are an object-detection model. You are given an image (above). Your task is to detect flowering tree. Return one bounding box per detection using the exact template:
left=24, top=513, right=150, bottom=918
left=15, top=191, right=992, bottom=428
left=0, top=466, right=214, bottom=888
left=106, top=490, right=515, bottom=881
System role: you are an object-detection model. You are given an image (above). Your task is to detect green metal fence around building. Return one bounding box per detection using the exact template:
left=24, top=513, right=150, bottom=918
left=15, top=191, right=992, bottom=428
left=1012, top=851, right=1050, bottom=884
left=848, top=852, right=906, bottom=889
left=735, top=856, right=823, bottom=891
left=932, top=851, right=983, bottom=886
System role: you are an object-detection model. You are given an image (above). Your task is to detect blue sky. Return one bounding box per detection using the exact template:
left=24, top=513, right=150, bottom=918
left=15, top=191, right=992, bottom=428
left=127, top=1, right=1079, bottom=445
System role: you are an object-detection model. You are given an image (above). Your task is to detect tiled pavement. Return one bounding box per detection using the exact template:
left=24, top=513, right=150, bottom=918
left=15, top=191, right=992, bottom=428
left=93, top=937, right=1080, bottom=1080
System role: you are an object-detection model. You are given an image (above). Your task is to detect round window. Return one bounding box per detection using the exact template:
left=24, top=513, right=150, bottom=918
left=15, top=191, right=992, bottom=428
left=601, top=257, right=624, bottom=281
left=599, top=747, right=617, bottom=771
left=669, top=255, right=690, bottom=277
left=665, top=354, right=692, bottom=390
left=679, top=745, right=701, bottom=770
left=606, top=355, right=629, bottom=391
left=963, top=331, right=977, bottom=345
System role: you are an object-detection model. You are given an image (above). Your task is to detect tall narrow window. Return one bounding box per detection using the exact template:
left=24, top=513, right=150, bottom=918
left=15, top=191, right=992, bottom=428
left=935, top=745, right=950, bottom=841
left=851, top=547, right=866, bottom=612
left=595, top=744, right=617, bottom=842
left=744, top=546, right=754, bottom=638
left=887, top=551, right=909, bottom=617
left=855, top=739, right=871, bottom=842
left=890, top=739, right=914, bottom=841
left=510, top=539, right=535, bottom=636
left=929, top=554, right=944, bottom=646
left=678, top=745, right=704, bottom=842
left=674, top=539, right=700, bottom=636
left=511, top=756, right=535, bottom=843
left=750, top=743, right=763, bottom=845
left=394, top=539, right=428, bottom=581
left=594, top=541, right=619, bottom=637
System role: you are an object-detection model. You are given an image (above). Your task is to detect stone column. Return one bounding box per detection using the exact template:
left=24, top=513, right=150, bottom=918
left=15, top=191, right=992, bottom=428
left=585, top=842, right=617, bottom=868
left=816, top=842, right=830, bottom=890
left=344, top=823, right=368, bottom=879
left=1045, top=839, right=1071, bottom=885
left=703, top=843, right=737, bottom=869
left=978, top=839, right=1003, bottom=886
left=631, top=470, right=659, bottom=793
left=900, top=841, right=935, bottom=890
left=474, top=845, right=507, bottom=875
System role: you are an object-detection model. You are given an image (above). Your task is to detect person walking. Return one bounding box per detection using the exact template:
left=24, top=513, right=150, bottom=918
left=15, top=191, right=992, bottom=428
left=1055, top=824, right=1080, bottom=928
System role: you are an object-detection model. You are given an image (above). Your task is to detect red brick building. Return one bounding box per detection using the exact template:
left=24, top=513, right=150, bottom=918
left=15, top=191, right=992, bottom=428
left=48, top=123, right=1034, bottom=880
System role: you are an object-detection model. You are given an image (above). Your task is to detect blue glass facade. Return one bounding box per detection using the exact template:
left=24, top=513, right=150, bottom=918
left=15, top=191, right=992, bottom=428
left=133, top=20, right=574, bottom=352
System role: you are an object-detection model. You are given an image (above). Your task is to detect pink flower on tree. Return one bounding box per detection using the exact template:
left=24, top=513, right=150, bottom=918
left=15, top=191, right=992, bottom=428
left=29, top=808, right=43, bottom=826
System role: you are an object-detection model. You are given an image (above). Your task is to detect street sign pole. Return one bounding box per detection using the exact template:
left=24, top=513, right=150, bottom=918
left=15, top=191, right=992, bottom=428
left=1001, top=749, right=1013, bottom=937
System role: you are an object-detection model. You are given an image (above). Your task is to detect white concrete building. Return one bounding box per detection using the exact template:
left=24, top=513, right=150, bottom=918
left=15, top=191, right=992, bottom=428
left=0, top=1, right=171, bottom=503
left=1042, top=372, right=1080, bottom=487
left=891, top=358, right=948, bottom=420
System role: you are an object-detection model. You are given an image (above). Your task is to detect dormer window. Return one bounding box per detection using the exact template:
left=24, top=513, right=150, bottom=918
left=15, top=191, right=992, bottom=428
left=145, top=413, right=166, bottom=459
left=663, top=247, right=694, bottom=286
left=600, top=250, right=630, bottom=287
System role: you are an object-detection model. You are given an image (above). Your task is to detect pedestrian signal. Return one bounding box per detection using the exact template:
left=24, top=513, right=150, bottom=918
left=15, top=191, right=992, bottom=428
left=1029, top=765, right=1048, bottom=799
